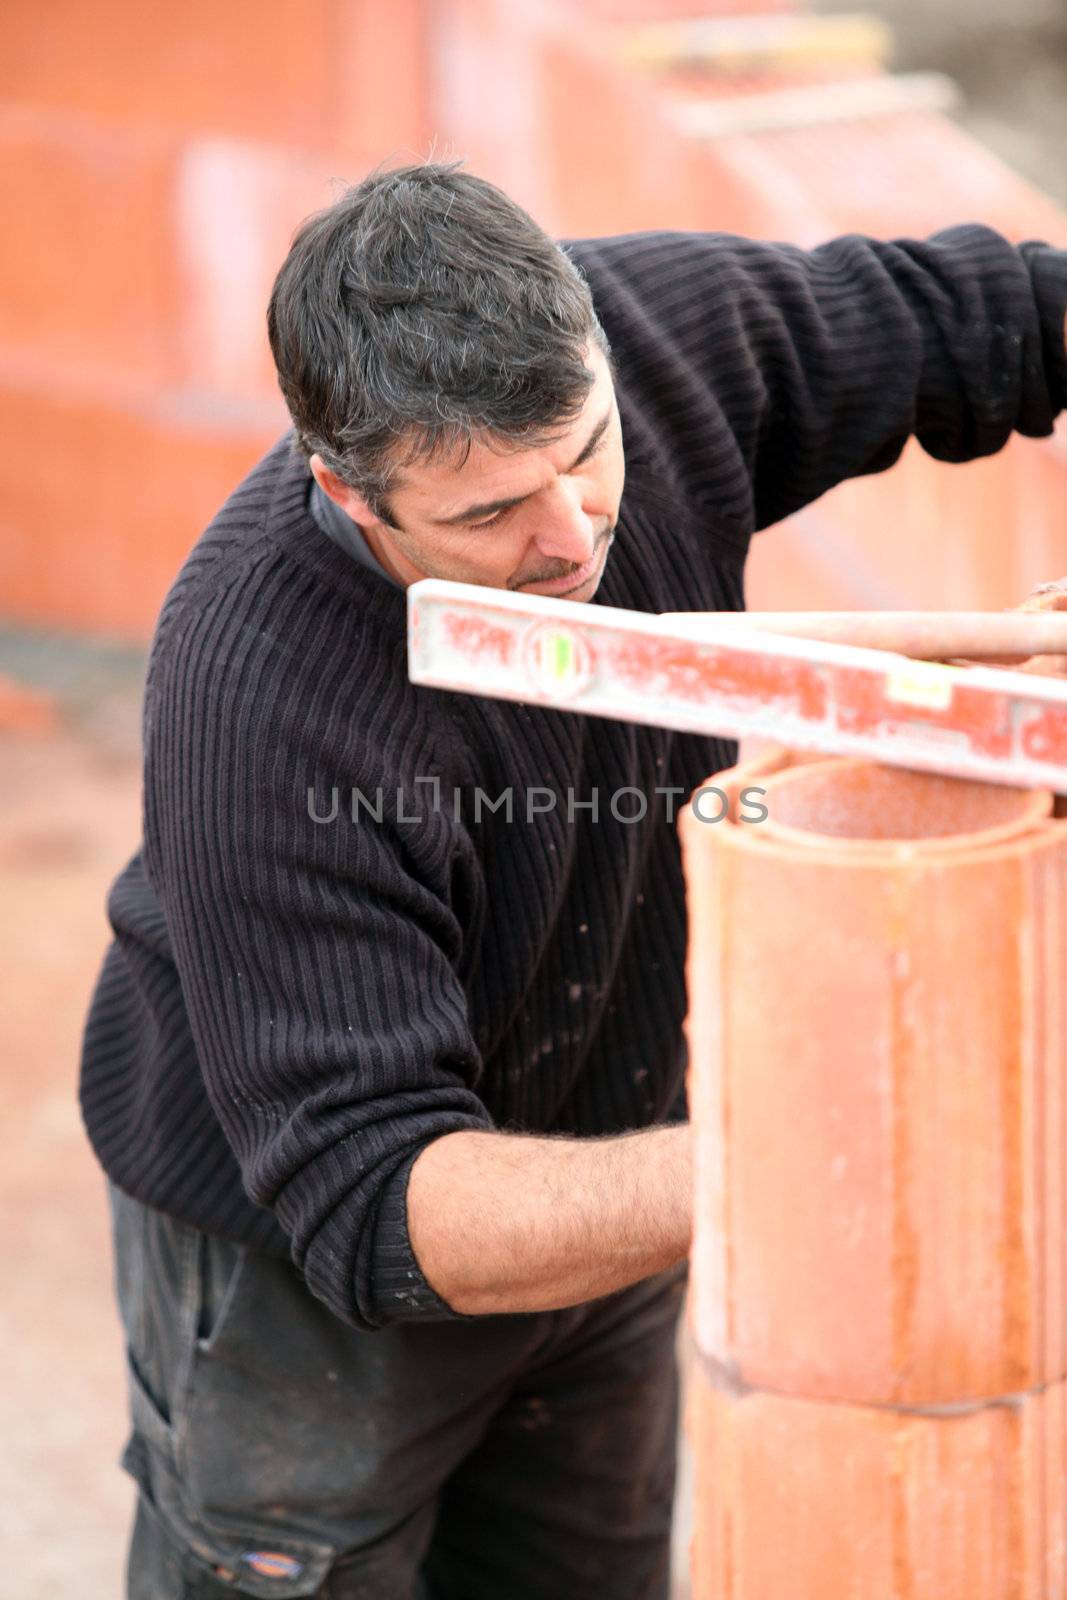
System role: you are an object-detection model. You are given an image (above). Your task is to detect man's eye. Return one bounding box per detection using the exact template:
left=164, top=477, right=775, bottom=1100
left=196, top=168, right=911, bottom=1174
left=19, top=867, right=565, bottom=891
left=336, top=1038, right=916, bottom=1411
left=468, top=507, right=508, bottom=530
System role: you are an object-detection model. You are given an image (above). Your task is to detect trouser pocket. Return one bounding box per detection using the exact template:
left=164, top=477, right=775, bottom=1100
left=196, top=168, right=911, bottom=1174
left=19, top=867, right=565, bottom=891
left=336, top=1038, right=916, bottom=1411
left=129, top=1489, right=332, bottom=1599
left=110, top=1185, right=335, bottom=1597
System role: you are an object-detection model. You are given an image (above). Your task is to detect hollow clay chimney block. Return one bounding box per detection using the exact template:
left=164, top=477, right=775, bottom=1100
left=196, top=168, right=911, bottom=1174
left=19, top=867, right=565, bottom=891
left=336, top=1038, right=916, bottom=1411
left=688, top=1358, right=1067, bottom=1600
left=683, top=756, right=1065, bottom=1408
left=684, top=752, right=1067, bottom=1595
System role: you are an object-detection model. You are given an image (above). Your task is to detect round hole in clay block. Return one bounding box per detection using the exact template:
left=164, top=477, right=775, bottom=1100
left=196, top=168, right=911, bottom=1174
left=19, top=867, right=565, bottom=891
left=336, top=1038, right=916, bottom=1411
left=756, top=758, right=1052, bottom=847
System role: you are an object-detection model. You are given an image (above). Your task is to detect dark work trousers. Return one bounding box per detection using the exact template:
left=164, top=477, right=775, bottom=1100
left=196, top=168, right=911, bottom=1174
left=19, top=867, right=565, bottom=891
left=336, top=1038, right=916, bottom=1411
left=108, top=1183, right=687, bottom=1600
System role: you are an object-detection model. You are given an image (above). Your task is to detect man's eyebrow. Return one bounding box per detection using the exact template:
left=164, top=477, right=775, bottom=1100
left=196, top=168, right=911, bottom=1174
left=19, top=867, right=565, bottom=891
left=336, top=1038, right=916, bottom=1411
left=431, top=409, right=612, bottom=527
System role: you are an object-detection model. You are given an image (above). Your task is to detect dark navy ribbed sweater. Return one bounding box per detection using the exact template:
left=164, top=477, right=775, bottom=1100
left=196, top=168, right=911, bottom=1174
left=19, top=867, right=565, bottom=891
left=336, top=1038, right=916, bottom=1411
left=81, top=226, right=1067, bottom=1330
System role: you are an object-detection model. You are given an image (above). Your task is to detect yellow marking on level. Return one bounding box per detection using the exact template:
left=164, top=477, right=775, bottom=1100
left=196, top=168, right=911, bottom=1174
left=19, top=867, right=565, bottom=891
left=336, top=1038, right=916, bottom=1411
left=885, top=661, right=957, bottom=711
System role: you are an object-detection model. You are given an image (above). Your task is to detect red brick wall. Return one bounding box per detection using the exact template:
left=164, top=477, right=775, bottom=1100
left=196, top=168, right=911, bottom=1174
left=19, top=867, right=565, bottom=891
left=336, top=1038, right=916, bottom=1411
left=0, top=0, right=431, bottom=636
left=3, top=0, right=1067, bottom=637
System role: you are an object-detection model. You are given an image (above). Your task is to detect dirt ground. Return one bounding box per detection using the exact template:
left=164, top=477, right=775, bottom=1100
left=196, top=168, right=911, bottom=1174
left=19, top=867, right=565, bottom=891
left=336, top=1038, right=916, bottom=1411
left=0, top=641, right=143, bottom=1597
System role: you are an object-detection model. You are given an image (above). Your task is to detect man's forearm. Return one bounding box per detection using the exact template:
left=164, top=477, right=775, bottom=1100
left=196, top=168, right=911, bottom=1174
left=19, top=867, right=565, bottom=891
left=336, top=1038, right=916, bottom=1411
left=407, top=1124, right=692, bottom=1316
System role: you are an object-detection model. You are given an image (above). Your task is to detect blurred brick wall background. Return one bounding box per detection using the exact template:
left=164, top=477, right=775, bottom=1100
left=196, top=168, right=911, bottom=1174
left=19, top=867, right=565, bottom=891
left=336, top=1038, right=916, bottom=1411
left=2, top=0, right=1067, bottom=642
left=819, top=0, right=1067, bottom=208
left=0, top=0, right=432, bottom=637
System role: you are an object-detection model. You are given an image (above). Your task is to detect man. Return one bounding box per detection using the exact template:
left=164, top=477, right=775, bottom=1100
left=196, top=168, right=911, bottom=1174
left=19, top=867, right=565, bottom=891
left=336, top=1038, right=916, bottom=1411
left=81, top=161, right=1067, bottom=1598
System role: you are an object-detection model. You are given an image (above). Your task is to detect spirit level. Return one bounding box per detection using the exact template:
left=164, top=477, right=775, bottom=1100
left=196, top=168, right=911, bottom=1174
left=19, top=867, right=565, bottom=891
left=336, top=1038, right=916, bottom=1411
left=407, top=580, right=1067, bottom=790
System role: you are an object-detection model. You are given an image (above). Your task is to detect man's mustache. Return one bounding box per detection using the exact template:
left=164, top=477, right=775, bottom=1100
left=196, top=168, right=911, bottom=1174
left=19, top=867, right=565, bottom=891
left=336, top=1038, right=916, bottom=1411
left=510, top=528, right=614, bottom=590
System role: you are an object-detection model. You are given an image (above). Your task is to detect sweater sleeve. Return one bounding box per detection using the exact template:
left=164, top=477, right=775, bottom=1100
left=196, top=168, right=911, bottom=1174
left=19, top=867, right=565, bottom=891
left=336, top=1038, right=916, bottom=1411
left=573, top=226, right=1067, bottom=532
left=143, top=560, right=492, bottom=1332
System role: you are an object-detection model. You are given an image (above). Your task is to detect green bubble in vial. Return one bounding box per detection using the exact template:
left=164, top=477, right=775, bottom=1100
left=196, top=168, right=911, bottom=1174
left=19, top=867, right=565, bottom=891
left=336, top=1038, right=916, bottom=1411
left=549, top=632, right=573, bottom=679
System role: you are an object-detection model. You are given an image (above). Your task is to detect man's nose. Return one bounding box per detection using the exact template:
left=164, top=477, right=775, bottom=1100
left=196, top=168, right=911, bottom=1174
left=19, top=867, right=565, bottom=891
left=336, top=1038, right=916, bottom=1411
left=533, top=480, right=597, bottom=565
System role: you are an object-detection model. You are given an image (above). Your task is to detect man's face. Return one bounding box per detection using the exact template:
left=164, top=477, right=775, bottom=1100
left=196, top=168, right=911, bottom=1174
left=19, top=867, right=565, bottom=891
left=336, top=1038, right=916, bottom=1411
left=310, top=345, right=625, bottom=601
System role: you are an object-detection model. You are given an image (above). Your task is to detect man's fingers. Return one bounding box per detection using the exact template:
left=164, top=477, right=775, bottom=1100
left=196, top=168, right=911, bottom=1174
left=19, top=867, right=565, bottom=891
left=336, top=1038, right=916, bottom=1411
left=1016, top=652, right=1067, bottom=677
left=1015, top=578, right=1067, bottom=614
left=1007, top=579, right=1067, bottom=671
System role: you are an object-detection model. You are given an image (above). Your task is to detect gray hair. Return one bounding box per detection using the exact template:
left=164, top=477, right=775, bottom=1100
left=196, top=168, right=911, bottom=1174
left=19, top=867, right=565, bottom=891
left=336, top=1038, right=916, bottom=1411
left=266, top=160, right=608, bottom=524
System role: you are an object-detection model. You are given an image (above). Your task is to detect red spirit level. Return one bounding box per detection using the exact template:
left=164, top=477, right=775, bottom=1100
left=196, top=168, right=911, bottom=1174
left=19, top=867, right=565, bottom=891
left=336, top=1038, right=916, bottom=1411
left=407, top=580, right=1067, bottom=791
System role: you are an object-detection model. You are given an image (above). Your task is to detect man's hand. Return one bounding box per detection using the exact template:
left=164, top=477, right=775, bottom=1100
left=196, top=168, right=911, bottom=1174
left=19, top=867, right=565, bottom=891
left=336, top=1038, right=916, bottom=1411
left=1011, top=577, right=1067, bottom=675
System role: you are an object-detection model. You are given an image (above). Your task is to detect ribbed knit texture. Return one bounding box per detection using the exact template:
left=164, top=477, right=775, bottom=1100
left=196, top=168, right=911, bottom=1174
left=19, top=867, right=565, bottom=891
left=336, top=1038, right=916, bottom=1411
left=80, top=226, right=1067, bottom=1330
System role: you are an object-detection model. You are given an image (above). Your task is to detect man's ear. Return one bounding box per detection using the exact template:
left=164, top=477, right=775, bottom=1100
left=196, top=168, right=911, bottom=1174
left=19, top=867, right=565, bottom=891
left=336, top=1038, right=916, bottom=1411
left=308, top=454, right=378, bottom=526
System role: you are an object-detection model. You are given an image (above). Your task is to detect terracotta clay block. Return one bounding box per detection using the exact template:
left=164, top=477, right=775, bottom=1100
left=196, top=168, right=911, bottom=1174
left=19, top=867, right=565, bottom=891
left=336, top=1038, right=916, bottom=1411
left=169, top=141, right=336, bottom=402
left=2, top=0, right=430, bottom=158
left=682, top=755, right=1067, bottom=1408
left=0, top=381, right=280, bottom=639
left=687, top=1354, right=1067, bottom=1600
left=0, top=109, right=183, bottom=391
left=0, top=109, right=336, bottom=405
left=2, top=0, right=335, bottom=150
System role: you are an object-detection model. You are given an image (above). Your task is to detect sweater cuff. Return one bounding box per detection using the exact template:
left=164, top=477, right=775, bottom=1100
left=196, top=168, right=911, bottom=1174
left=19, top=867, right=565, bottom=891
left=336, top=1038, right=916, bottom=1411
left=366, top=1145, right=472, bottom=1326
left=1023, top=242, right=1067, bottom=414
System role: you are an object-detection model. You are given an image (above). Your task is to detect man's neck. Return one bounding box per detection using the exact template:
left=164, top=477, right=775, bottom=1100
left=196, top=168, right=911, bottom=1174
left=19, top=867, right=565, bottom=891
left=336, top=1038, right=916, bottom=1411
left=309, top=482, right=401, bottom=589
